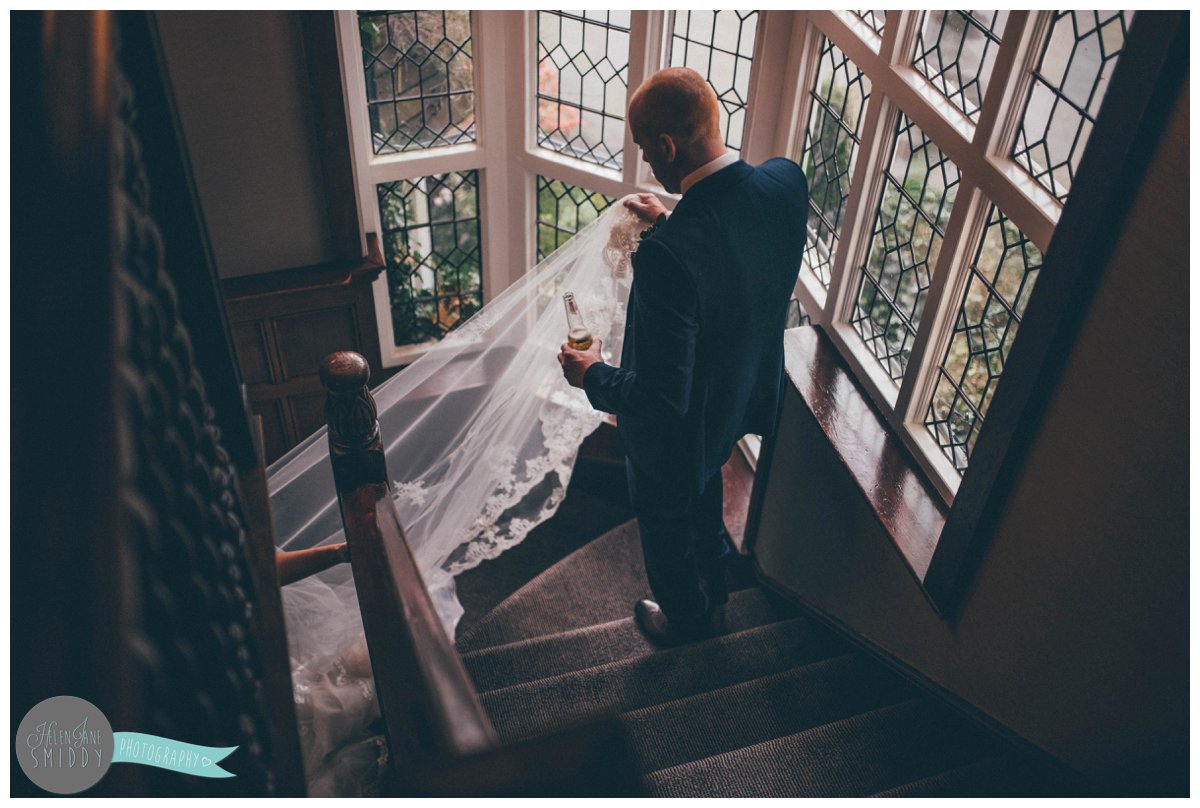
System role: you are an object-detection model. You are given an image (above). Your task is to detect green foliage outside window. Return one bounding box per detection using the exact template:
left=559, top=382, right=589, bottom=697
left=378, top=171, right=482, bottom=346
left=536, top=177, right=614, bottom=262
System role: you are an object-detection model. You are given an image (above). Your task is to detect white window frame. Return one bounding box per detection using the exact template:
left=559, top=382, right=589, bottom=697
left=782, top=11, right=1071, bottom=503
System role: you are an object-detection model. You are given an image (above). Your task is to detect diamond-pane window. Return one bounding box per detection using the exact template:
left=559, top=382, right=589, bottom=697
left=377, top=171, right=482, bottom=347
left=854, top=10, right=887, bottom=38
left=850, top=114, right=961, bottom=381
left=913, top=11, right=1009, bottom=124
left=537, top=11, right=630, bottom=170
left=358, top=11, right=475, bottom=154
left=1012, top=11, right=1134, bottom=204
left=795, top=38, right=872, bottom=288
left=785, top=297, right=813, bottom=329
left=926, top=206, right=1043, bottom=471
left=536, top=177, right=615, bottom=261
left=668, top=11, right=759, bottom=153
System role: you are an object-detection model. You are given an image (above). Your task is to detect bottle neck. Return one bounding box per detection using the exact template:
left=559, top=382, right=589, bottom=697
left=563, top=295, right=587, bottom=331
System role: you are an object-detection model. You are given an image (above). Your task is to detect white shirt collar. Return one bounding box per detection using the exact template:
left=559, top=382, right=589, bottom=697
left=680, top=151, right=739, bottom=196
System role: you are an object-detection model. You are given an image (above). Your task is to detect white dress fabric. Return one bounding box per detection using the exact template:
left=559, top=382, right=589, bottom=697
left=267, top=199, right=643, bottom=795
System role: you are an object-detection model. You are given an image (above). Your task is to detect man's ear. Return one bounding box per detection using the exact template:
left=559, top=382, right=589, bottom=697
left=658, top=133, right=676, bottom=164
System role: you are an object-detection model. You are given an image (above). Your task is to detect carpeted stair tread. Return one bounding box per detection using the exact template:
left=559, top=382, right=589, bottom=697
left=619, top=653, right=913, bottom=774
left=641, top=698, right=1003, bottom=798
left=869, top=755, right=1028, bottom=797
left=482, top=617, right=839, bottom=742
left=455, top=521, right=650, bottom=651
left=872, top=753, right=1071, bottom=797
left=462, top=588, right=783, bottom=692
left=447, top=504, right=1058, bottom=796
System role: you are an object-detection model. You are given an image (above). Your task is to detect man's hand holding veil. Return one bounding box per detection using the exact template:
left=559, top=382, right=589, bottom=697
left=624, top=192, right=668, bottom=224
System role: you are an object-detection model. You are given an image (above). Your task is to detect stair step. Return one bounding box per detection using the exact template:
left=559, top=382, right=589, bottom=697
left=456, top=521, right=650, bottom=652
left=463, top=588, right=783, bottom=692
left=482, top=617, right=840, bottom=742
left=620, top=653, right=911, bottom=774
left=871, top=754, right=1070, bottom=797
left=872, top=756, right=1012, bottom=797
left=641, top=698, right=1002, bottom=798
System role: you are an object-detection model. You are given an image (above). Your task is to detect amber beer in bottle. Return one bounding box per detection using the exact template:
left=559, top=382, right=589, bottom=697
left=562, top=292, right=594, bottom=350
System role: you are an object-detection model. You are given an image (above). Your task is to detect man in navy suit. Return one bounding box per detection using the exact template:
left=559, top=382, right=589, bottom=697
left=559, top=67, right=808, bottom=645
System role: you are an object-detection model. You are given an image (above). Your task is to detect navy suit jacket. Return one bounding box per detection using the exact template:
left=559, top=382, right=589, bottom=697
left=583, top=158, right=809, bottom=496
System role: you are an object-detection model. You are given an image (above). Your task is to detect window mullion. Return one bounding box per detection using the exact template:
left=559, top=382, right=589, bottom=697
left=778, top=12, right=821, bottom=161
left=881, top=9, right=922, bottom=65
left=984, top=11, right=1053, bottom=161
left=737, top=10, right=786, bottom=164
left=813, top=8, right=920, bottom=329
left=509, top=11, right=536, bottom=283
left=893, top=178, right=987, bottom=430
left=780, top=17, right=826, bottom=314
left=624, top=10, right=663, bottom=188
left=335, top=10, right=377, bottom=257
left=476, top=10, right=528, bottom=296
left=973, top=10, right=1040, bottom=156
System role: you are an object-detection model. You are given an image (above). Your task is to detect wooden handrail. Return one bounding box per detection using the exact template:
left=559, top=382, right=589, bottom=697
left=319, top=351, right=498, bottom=781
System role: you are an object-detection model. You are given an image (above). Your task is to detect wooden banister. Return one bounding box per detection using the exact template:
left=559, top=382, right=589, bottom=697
left=320, top=350, right=641, bottom=795
left=320, top=351, right=498, bottom=781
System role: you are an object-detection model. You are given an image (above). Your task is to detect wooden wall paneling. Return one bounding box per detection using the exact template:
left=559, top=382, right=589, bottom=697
left=274, top=304, right=362, bottom=381
left=289, top=390, right=330, bottom=443
left=223, top=257, right=385, bottom=463
left=255, top=398, right=291, bottom=466
left=232, top=320, right=274, bottom=384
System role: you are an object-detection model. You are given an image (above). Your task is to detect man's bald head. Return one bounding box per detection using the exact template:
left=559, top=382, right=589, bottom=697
left=627, top=67, right=726, bottom=193
left=628, top=67, right=721, bottom=147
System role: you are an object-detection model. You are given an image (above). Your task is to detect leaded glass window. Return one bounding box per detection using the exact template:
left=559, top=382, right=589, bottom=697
left=377, top=171, right=482, bottom=346
left=668, top=10, right=759, bottom=153
left=796, top=38, right=872, bottom=289
left=536, top=11, right=631, bottom=170
left=358, top=11, right=475, bottom=154
left=854, top=11, right=887, bottom=38
left=786, top=297, right=813, bottom=329
left=536, top=176, right=615, bottom=261
left=1012, top=11, right=1133, bottom=203
left=850, top=114, right=961, bottom=381
left=912, top=11, right=1009, bottom=124
left=926, top=206, right=1043, bottom=471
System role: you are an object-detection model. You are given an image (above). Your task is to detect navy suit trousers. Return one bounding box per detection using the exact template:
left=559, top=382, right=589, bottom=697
left=625, top=458, right=732, bottom=634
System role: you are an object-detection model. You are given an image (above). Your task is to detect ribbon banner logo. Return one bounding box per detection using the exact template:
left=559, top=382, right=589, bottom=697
left=17, top=696, right=238, bottom=794
left=113, top=732, right=237, bottom=778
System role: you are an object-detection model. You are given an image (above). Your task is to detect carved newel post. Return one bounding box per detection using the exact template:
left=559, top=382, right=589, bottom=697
left=320, top=351, right=388, bottom=491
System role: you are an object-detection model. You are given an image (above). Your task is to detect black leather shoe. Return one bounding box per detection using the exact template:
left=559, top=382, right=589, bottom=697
left=701, top=572, right=729, bottom=608
left=634, top=599, right=716, bottom=647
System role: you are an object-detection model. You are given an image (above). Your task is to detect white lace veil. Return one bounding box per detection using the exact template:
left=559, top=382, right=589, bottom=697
left=267, top=199, right=643, bottom=795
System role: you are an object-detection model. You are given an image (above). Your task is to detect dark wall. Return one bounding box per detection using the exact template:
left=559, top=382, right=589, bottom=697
left=755, top=80, right=1189, bottom=791
left=156, top=11, right=335, bottom=277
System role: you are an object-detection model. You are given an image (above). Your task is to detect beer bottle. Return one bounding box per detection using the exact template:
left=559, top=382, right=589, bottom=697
left=562, top=292, right=594, bottom=350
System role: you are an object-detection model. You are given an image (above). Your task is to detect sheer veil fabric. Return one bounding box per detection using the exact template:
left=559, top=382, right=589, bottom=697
left=267, top=199, right=644, bottom=794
